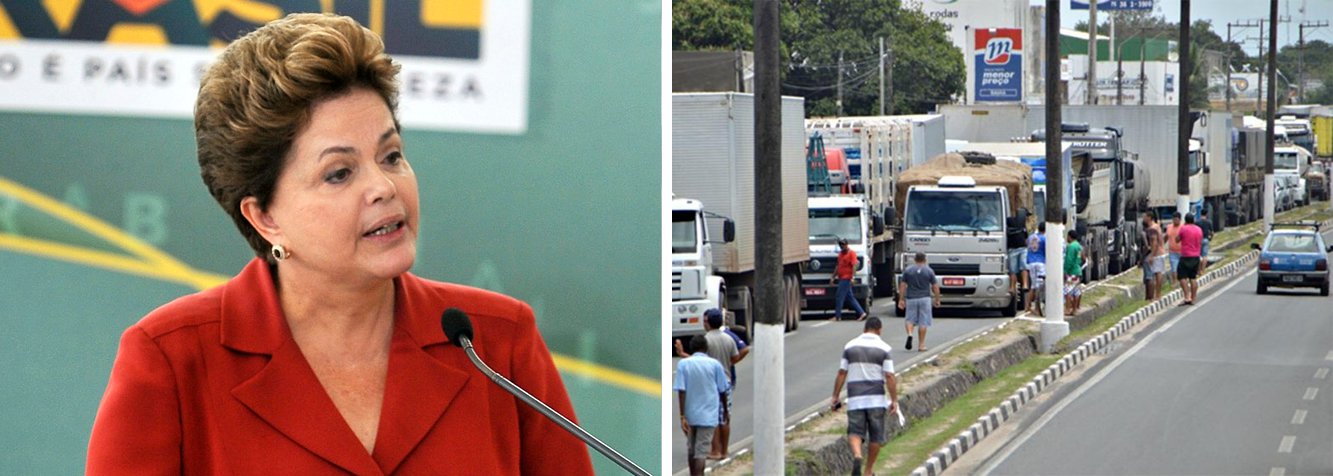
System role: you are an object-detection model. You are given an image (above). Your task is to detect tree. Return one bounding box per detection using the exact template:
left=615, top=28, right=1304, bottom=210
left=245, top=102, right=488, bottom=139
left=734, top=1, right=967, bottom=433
left=672, top=0, right=964, bottom=116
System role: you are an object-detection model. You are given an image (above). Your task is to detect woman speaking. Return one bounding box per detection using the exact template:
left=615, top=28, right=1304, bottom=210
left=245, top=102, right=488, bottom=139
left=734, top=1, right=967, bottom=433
left=87, top=13, right=593, bottom=474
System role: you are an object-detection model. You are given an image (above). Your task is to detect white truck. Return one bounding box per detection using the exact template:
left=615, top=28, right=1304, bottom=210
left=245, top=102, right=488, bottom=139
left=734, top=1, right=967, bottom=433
left=805, top=116, right=920, bottom=298
left=890, top=152, right=1034, bottom=316
left=802, top=195, right=884, bottom=314
left=671, top=92, right=809, bottom=340
left=1275, top=143, right=1313, bottom=208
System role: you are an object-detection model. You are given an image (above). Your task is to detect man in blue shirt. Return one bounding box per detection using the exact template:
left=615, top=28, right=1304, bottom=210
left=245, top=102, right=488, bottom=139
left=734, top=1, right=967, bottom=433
left=1024, top=223, right=1046, bottom=314
left=674, top=335, right=730, bottom=475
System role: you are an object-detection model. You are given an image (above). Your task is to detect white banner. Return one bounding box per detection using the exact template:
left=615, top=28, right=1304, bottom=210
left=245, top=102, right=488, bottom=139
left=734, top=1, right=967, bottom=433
left=0, top=1, right=529, bottom=134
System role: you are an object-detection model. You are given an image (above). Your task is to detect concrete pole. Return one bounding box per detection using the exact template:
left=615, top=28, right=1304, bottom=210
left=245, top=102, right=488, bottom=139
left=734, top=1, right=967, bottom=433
left=1087, top=0, right=1098, bottom=105
left=1042, top=0, right=1069, bottom=353
left=751, top=0, right=784, bottom=473
left=1178, top=0, right=1191, bottom=220
left=1265, top=0, right=1278, bottom=230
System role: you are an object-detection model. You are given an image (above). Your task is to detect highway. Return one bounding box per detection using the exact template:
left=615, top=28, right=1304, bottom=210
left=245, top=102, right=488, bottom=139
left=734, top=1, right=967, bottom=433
left=669, top=299, right=1010, bottom=474
left=963, top=230, right=1333, bottom=475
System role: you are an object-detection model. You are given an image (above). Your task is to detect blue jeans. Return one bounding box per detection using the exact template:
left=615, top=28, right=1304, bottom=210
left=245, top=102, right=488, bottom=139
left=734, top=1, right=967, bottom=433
left=834, top=279, right=865, bottom=319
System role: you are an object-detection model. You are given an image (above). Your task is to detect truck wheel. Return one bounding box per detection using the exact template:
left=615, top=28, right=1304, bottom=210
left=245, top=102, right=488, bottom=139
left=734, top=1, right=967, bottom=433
left=1000, top=296, right=1018, bottom=317
left=785, top=275, right=800, bottom=332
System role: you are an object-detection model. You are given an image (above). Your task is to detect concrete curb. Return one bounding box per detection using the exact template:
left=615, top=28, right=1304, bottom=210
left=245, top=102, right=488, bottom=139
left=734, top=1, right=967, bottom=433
left=909, top=250, right=1259, bottom=476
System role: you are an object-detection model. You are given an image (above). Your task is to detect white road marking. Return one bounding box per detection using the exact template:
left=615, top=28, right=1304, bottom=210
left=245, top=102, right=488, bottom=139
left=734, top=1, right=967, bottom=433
left=812, top=320, right=831, bottom=328
left=1270, top=467, right=1286, bottom=476
left=1317, top=368, right=1330, bottom=380
left=1304, top=388, right=1319, bottom=401
left=1292, top=410, right=1307, bottom=425
left=977, top=268, right=1254, bottom=476
left=1325, top=350, right=1333, bottom=361
left=1279, top=436, right=1296, bottom=453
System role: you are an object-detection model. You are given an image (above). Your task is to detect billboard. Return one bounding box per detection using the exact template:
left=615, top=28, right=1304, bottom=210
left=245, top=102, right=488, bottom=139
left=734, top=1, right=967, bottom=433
left=973, top=28, right=1023, bottom=103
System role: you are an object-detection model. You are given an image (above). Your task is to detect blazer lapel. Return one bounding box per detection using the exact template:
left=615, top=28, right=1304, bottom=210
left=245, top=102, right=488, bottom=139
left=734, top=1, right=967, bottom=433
left=372, top=273, right=471, bottom=474
left=232, top=339, right=383, bottom=475
left=372, top=332, right=470, bottom=474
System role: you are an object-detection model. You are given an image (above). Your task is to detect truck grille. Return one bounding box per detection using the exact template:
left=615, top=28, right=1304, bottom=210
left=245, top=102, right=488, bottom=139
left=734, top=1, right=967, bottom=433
left=673, top=268, right=704, bottom=301
left=931, top=263, right=981, bottom=275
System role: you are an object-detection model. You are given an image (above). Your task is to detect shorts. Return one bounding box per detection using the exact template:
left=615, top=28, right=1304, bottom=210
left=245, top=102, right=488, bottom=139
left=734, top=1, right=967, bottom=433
left=1177, top=256, right=1200, bottom=279
left=906, top=297, right=933, bottom=327
left=1064, top=275, right=1083, bottom=297
left=1201, top=239, right=1210, bottom=259
left=847, top=407, right=887, bottom=444
left=1168, top=252, right=1180, bottom=274
left=1149, top=255, right=1166, bottom=275
left=1026, top=262, right=1046, bottom=288
left=687, top=425, right=716, bottom=459
left=1008, top=248, right=1026, bottom=275
left=1140, top=257, right=1153, bottom=283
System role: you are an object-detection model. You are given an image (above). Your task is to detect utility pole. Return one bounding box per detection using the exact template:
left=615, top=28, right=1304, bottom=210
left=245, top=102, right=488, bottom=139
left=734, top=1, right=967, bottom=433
left=837, top=51, right=845, bottom=116
left=1087, top=0, right=1098, bottom=105
left=1265, top=0, right=1278, bottom=230
left=1257, top=21, right=1265, bottom=115
left=879, top=37, right=886, bottom=116
left=1298, top=21, right=1328, bottom=103
left=752, top=0, right=784, bottom=472
left=1178, top=0, right=1191, bottom=219
left=1042, top=0, right=1068, bottom=353
left=1226, top=20, right=1261, bottom=112
left=1140, top=38, right=1147, bottom=105
left=887, top=44, right=895, bottom=115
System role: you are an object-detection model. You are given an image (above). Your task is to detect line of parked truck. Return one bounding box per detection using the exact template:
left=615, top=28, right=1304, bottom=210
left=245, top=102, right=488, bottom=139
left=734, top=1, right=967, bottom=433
left=670, top=92, right=1333, bottom=342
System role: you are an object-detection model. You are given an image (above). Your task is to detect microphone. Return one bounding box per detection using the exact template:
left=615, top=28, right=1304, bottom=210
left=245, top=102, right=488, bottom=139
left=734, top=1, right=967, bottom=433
left=440, top=308, right=650, bottom=476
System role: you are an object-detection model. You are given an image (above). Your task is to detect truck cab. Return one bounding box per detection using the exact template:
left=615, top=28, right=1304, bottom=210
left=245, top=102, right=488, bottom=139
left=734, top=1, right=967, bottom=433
left=803, top=195, right=880, bottom=314
left=899, top=176, right=1020, bottom=316
left=1274, top=144, right=1313, bottom=207
left=670, top=198, right=732, bottom=338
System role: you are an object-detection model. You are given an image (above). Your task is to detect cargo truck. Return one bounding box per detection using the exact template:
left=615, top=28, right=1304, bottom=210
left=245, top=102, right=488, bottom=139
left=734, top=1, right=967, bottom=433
left=889, top=152, right=1033, bottom=317
left=671, top=92, right=809, bottom=340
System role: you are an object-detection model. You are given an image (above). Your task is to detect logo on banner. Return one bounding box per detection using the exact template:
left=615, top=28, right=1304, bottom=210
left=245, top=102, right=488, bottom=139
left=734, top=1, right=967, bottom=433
left=983, top=38, right=1013, bottom=65
left=973, top=28, right=1022, bottom=103
left=0, top=1, right=531, bottom=134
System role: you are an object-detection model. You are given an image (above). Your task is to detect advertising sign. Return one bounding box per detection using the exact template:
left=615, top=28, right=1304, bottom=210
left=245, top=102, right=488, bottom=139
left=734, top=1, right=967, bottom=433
left=1071, top=0, right=1153, bottom=10
left=974, top=28, right=1023, bottom=103
left=0, top=1, right=530, bottom=134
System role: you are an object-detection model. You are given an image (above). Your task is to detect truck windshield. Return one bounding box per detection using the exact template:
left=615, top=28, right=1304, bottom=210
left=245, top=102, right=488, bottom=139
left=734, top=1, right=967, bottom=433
left=1033, top=189, right=1047, bottom=223
left=809, top=208, right=862, bottom=244
left=906, top=190, right=1004, bottom=232
left=672, top=210, right=699, bottom=254
left=1275, top=152, right=1299, bottom=171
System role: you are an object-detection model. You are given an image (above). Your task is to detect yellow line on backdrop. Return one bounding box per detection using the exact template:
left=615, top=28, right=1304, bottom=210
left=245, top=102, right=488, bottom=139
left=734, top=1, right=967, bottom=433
left=0, top=176, right=660, bottom=398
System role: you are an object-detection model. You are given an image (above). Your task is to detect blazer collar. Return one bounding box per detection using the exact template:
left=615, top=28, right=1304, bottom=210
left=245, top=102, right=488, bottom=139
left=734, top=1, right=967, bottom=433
left=221, top=259, right=469, bottom=474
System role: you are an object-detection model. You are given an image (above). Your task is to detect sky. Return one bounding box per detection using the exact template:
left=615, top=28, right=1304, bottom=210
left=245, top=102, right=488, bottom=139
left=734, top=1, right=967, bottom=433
left=1053, top=0, right=1333, bottom=51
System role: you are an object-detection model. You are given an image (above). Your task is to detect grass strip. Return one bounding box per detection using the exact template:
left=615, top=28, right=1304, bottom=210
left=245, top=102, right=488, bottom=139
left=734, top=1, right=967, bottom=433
left=875, top=354, right=1062, bottom=476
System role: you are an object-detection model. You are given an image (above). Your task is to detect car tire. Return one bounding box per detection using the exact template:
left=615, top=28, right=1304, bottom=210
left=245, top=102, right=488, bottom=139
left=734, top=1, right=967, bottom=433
left=1257, top=281, right=1267, bottom=294
left=1322, top=283, right=1329, bottom=297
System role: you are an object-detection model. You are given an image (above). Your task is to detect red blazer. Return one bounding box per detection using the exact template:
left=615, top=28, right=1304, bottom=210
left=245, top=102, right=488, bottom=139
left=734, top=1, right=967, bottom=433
left=87, top=259, right=593, bottom=475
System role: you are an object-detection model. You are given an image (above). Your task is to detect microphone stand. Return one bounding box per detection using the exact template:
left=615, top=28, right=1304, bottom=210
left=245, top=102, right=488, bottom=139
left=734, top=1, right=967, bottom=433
left=458, top=337, right=651, bottom=476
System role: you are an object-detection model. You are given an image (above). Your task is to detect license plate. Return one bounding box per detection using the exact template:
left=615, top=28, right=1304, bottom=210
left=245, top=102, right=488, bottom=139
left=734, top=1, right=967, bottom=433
left=1282, top=275, right=1303, bottom=283
left=805, top=287, right=826, bottom=296
left=942, top=277, right=965, bottom=287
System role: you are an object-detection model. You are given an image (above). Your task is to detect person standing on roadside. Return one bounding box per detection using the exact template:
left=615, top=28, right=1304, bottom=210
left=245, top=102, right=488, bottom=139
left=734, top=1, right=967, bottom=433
left=701, top=309, right=742, bottom=459
left=1064, top=230, right=1085, bottom=316
left=1025, top=223, right=1047, bottom=314
left=674, top=335, right=729, bottom=476
left=831, top=238, right=868, bottom=321
left=897, top=252, right=940, bottom=351
left=1143, top=211, right=1166, bottom=299
left=1176, top=214, right=1205, bottom=305
left=1166, top=214, right=1183, bottom=288
left=1197, top=209, right=1214, bottom=271
left=830, top=317, right=898, bottom=476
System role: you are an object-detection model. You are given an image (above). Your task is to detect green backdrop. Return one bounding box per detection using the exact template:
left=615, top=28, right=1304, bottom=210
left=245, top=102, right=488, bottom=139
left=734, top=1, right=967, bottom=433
left=0, top=0, right=661, bottom=473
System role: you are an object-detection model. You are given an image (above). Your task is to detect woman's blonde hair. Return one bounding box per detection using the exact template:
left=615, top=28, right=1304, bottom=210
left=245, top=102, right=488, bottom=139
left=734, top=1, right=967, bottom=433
left=195, top=13, right=401, bottom=260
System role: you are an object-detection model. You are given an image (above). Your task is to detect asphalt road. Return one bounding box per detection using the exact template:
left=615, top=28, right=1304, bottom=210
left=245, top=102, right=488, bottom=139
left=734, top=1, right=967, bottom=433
left=971, top=243, right=1333, bottom=475
left=670, top=299, right=1011, bottom=474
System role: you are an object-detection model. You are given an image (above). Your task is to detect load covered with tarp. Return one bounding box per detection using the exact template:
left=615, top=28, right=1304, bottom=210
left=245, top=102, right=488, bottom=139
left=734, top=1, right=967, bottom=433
left=894, top=152, right=1033, bottom=216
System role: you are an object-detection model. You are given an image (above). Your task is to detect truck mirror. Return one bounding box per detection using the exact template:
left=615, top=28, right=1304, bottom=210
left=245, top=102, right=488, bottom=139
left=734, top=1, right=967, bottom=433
left=723, top=219, right=736, bottom=243
left=872, top=213, right=885, bottom=236
left=1203, top=165, right=1211, bottom=174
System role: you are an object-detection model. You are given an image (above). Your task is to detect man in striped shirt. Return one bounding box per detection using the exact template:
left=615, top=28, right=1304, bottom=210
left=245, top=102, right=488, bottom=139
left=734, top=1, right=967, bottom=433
left=830, top=317, right=899, bottom=476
